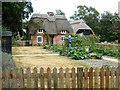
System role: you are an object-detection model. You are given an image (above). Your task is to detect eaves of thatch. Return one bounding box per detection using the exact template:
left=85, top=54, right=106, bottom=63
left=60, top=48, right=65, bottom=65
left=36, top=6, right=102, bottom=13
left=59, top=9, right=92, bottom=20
left=70, top=19, right=92, bottom=34
left=28, top=14, right=73, bottom=35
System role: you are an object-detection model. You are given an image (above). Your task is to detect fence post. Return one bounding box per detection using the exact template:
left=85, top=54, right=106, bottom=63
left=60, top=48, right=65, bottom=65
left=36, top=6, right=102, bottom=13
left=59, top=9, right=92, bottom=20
left=59, top=67, right=64, bottom=88
left=89, top=67, right=93, bottom=88
left=71, top=67, right=76, bottom=88
left=65, top=67, right=70, bottom=88
left=0, top=67, right=2, bottom=90
left=94, top=67, right=98, bottom=88
left=33, top=67, right=38, bottom=88
left=53, top=67, right=58, bottom=88
left=77, top=67, right=83, bottom=89
left=100, top=67, right=104, bottom=89
left=47, top=67, right=51, bottom=89
left=40, top=67, right=45, bottom=88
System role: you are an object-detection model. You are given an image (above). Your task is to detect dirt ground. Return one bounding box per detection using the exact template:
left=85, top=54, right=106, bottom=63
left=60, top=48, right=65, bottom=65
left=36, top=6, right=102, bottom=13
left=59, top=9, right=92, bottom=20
left=12, top=46, right=89, bottom=69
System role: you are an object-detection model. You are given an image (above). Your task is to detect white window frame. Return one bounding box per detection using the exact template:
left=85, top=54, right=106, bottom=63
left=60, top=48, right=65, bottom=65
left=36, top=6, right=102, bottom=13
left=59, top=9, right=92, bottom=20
left=61, top=30, right=66, bottom=34
left=61, top=36, right=65, bottom=41
left=37, top=36, right=43, bottom=43
left=38, top=29, right=43, bottom=33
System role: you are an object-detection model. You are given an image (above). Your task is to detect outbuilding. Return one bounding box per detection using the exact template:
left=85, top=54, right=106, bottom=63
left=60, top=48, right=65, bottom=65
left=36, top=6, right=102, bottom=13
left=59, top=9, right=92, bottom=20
left=2, top=31, right=12, bottom=53
left=70, top=19, right=95, bottom=36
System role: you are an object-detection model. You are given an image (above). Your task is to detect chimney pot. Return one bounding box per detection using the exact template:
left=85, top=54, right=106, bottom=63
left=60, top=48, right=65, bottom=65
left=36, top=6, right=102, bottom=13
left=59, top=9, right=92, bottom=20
left=47, top=12, right=54, bottom=16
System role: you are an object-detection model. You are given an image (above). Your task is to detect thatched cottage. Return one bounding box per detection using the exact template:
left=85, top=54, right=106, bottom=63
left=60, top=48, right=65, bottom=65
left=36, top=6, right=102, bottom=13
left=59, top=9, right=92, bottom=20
left=28, top=12, right=73, bottom=45
left=70, top=19, right=95, bottom=36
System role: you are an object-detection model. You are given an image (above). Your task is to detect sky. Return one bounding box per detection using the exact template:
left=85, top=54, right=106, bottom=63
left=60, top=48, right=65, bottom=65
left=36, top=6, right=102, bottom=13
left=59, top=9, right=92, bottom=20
left=31, top=0, right=120, bottom=20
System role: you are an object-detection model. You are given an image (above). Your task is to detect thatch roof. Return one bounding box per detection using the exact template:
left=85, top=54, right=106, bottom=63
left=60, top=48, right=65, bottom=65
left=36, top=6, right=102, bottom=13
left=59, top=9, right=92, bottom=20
left=70, top=19, right=92, bottom=34
left=29, top=14, right=73, bottom=34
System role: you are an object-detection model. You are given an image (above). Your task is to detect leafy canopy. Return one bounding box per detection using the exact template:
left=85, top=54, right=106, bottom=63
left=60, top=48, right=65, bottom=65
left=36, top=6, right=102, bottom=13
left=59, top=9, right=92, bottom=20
left=70, top=5, right=120, bottom=43
left=70, top=5, right=100, bottom=36
left=2, top=2, right=33, bottom=36
left=100, top=11, right=120, bottom=42
left=55, top=9, right=65, bottom=15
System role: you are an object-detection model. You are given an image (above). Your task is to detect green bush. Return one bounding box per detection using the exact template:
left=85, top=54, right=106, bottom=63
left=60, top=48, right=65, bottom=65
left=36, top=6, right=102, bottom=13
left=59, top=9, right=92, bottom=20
left=12, top=40, right=18, bottom=47
left=64, top=34, right=97, bottom=49
left=90, top=46, right=120, bottom=57
left=32, top=44, right=41, bottom=46
left=43, top=44, right=51, bottom=49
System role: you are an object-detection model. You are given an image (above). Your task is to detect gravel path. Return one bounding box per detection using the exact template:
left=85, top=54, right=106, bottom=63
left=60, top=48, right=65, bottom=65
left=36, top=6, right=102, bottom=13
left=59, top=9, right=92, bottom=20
left=79, top=59, right=118, bottom=68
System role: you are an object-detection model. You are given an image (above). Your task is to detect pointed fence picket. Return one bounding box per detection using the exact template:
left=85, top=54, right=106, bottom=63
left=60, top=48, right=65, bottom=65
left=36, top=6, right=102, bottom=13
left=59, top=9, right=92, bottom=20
left=1, top=67, right=120, bottom=89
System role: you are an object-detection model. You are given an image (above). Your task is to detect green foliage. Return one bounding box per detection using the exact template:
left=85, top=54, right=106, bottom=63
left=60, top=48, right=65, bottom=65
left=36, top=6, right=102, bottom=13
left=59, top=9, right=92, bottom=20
left=55, top=9, right=65, bottom=15
left=70, top=5, right=99, bottom=20
left=66, top=47, right=90, bottom=60
left=64, top=34, right=97, bottom=49
left=70, top=5, right=100, bottom=35
left=43, top=45, right=90, bottom=60
left=43, top=35, right=119, bottom=60
left=100, top=12, right=120, bottom=42
left=32, top=44, right=41, bottom=46
left=2, top=2, right=33, bottom=36
left=28, top=18, right=44, bottom=36
left=70, top=5, right=120, bottom=43
left=43, top=44, right=51, bottom=49
left=90, top=46, right=120, bottom=57
left=21, top=35, right=30, bottom=40
left=12, top=40, right=18, bottom=47
left=2, top=26, right=10, bottom=31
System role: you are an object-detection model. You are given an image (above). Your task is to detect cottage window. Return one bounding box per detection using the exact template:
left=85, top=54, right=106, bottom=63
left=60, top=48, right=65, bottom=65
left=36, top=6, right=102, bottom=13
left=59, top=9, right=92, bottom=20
left=38, top=29, right=43, bottom=33
left=61, top=36, right=65, bottom=41
left=61, top=30, right=66, bottom=34
left=37, top=36, right=43, bottom=43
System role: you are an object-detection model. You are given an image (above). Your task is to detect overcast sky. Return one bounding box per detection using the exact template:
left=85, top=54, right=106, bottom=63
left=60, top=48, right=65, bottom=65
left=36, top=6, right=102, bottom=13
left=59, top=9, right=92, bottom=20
left=31, top=0, right=120, bottom=20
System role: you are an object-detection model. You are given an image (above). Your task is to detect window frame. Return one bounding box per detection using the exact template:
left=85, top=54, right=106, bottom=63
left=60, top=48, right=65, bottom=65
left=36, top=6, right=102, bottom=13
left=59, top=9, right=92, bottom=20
left=61, top=30, right=66, bottom=34
left=61, top=36, right=65, bottom=41
left=38, top=29, right=43, bottom=33
left=37, top=36, right=43, bottom=43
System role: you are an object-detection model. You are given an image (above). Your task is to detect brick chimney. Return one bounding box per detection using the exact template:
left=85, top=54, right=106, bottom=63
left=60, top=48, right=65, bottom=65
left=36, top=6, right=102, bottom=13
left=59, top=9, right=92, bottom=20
left=47, top=12, right=54, bottom=16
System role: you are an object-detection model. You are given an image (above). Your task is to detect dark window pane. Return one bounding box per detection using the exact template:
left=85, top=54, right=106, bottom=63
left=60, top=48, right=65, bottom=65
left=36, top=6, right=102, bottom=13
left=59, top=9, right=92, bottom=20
left=38, top=37, right=42, bottom=42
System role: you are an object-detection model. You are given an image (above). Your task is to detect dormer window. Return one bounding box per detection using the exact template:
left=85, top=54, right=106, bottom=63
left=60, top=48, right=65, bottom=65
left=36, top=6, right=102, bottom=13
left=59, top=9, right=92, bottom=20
left=61, top=30, right=66, bottom=34
left=38, top=29, right=43, bottom=33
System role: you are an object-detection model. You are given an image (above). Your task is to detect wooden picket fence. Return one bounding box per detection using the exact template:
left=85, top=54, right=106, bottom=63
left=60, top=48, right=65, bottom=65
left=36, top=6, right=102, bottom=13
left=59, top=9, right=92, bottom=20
left=0, top=67, right=120, bottom=89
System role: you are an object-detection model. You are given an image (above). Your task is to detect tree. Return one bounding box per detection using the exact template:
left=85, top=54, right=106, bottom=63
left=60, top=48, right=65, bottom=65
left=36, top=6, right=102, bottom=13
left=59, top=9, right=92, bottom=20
left=70, top=5, right=100, bottom=35
left=100, top=12, right=120, bottom=42
left=2, top=2, right=33, bottom=36
left=55, top=9, right=65, bottom=15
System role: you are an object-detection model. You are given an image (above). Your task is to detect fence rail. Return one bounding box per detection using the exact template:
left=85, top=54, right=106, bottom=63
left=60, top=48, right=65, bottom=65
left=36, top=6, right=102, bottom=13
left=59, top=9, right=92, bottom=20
left=0, top=67, right=120, bottom=89
left=96, top=43, right=120, bottom=50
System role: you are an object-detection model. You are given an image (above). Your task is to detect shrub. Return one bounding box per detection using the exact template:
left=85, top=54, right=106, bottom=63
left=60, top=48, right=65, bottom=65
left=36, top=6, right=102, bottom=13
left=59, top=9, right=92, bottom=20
left=43, top=44, right=51, bottom=49
left=64, top=34, right=98, bottom=49
left=32, top=44, right=41, bottom=46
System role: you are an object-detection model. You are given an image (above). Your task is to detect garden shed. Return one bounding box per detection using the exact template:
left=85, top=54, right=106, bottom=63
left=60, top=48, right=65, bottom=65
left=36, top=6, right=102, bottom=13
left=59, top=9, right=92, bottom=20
left=70, top=19, right=95, bottom=35
left=2, top=31, right=12, bottom=53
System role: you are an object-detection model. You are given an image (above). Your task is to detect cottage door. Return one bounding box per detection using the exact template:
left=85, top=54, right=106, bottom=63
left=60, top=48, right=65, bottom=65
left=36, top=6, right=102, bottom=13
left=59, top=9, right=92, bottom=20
left=49, top=35, right=54, bottom=45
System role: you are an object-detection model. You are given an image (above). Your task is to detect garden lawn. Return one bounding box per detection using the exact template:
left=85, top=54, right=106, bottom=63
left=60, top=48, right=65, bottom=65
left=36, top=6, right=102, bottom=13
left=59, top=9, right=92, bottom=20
left=12, top=46, right=90, bottom=69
